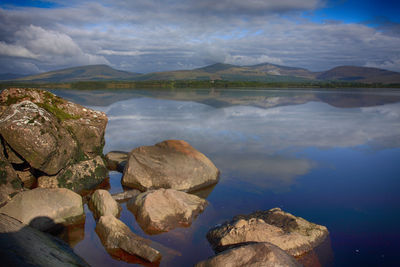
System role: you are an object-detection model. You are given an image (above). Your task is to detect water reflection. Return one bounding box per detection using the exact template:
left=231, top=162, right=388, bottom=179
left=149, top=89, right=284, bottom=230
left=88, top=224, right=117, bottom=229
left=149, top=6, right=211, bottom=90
left=52, top=89, right=400, bottom=266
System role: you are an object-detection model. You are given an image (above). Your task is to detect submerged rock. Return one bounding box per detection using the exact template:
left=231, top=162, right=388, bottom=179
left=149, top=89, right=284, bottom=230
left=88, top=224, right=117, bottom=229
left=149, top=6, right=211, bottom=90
left=95, top=215, right=161, bottom=263
left=128, top=188, right=208, bottom=234
left=55, top=156, right=108, bottom=193
left=195, top=242, right=301, bottom=267
left=122, top=140, right=219, bottom=192
left=0, top=213, right=90, bottom=267
left=112, top=189, right=141, bottom=202
left=0, top=100, right=78, bottom=175
left=105, top=151, right=129, bottom=172
left=207, top=208, right=329, bottom=257
left=90, top=189, right=121, bottom=219
left=0, top=188, right=84, bottom=232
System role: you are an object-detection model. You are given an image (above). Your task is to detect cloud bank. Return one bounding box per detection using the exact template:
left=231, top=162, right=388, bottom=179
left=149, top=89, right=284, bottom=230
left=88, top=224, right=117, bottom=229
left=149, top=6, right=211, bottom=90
left=0, top=0, right=399, bottom=74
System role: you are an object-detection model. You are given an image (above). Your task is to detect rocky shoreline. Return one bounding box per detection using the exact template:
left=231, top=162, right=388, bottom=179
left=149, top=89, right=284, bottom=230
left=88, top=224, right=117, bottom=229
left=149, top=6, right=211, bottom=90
left=0, top=88, right=331, bottom=266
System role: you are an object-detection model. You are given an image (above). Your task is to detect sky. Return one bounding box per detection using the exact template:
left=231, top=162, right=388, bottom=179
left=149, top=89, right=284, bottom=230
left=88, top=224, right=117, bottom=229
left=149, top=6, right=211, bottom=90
left=0, top=0, right=399, bottom=74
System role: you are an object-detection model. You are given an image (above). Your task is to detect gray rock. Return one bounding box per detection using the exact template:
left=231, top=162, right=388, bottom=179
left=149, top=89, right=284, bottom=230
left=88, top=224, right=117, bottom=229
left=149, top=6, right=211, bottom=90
left=0, top=100, right=77, bottom=175
left=105, top=151, right=128, bottom=172
left=0, top=88, right=108, bottom=160
left=0, top=187, right=84, bottom=231
left=112, top=189, right=141, bottom=202
left=3, top=141, right=24, bottom=164
left=195, top=242, right=301, bottom=267
left=95, top=215, right=161, bottom=263
left=122, top=140, right=219, bottom=192
left=207, top=208, right=329, bottom=257
left=55, top=156, right=108, bottom=193
left=0, top=213, right=90, bottom=267
left=90, top=189, right=121, bottom=218
left=128, top=188, right=208, bottom=234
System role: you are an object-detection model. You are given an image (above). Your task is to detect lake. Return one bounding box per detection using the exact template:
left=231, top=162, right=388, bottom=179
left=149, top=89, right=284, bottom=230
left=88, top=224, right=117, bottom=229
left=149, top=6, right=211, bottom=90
left=51, top=88, right=400, bottom=266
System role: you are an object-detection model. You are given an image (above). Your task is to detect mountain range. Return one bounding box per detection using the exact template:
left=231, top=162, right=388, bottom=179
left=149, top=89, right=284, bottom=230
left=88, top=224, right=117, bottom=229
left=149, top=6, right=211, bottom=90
left=3, top=63, right=400, bottom=84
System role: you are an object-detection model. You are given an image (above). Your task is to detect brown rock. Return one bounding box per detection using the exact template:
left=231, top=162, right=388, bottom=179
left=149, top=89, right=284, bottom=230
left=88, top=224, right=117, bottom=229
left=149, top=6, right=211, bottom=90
left=0, top=140, right=22, bottom=206
left=38, top=175, right=59, bottom=189
left=128, top=188, right=208, bottom=234
left=90, top=189, right=121, bottom=218
left=0, top=188, right=84, bottom=231
left=112, top=189, right=141, bottom=202
left=105, top=151, right=128, bottom=172
left=122, top=140, right=219, bottom=192
left=16, top=170, right=36, bottom=189
left=0, top=213, right=90, bottom=267
left=95, top=215, right=161, bottom=263
left=207, top=208, right=329, bottom=257
left=195, top=242, right=301, bottom=267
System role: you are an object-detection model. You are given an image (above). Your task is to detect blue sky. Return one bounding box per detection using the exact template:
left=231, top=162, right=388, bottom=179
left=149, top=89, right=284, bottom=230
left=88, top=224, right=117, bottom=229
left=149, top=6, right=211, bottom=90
left=0, top=0, right=399, bottom=74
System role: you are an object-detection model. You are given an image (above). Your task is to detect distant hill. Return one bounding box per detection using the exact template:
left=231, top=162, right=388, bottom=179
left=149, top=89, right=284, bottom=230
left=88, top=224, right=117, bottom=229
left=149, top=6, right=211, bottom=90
left=6, top=63, right=400, bottom=84
left=316, top=66, right=400, bottom=83
left=15, top=65, right=141, bottom=82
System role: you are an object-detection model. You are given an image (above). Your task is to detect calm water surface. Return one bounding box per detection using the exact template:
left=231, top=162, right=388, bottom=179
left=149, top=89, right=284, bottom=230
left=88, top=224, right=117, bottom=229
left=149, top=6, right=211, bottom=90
left=52, top=88, right=400, bottom=266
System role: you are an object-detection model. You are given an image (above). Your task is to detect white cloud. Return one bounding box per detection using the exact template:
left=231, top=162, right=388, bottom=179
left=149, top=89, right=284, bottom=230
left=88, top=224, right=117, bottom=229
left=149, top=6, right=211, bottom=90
left=0, top=41, right=37, bottom=59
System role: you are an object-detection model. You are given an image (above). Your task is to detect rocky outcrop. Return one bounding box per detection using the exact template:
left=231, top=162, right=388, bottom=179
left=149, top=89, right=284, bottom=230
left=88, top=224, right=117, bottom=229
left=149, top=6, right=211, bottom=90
left=0, top=100, right=78, bottom=175
left=206, top=208, right=329, bottom=257
left=195, top=242, right=301, bottom=267
left=0, top=213, right=90, bottom=267
left=128, top=188, right=208, bottom=234
left=122, top=140, right=219, bottom=192
left=95, top=215, right=161, bottom=263
left=0, top=141, right=22, bottom=206
left=0, top=188, right=84, bottom=232
left=112, top=189, right=141, bottom=202
left=0, top=88, right=108, bottom=196
left=54, top=156, right=108, bottom=193
left=90, top=189, right=121, bottom=218
left=105, top=151, right=128, bottom=172
left=0, top=88, right=107, bottom=160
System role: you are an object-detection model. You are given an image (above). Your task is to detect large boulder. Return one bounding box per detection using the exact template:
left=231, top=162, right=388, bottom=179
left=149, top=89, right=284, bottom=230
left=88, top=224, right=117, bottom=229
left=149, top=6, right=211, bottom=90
left=0, top=88, right=107, bottom=160
left=0, top=213, right=90, bottom=267
left=0, top=141, right=23, bottom=206
left=54, top=156, right=108, bottom=193
left=128, top=188, right=208, bottom=234
left=0, top=188, right=84, bottom=231
left=95, top=215, right=161, bottom=263
left=207, top=208, right=329, bottom=257
left=90, top=189, right=121, bottom=219
left=122, top=140, right=219, bottom=192
left=105, top=151, right=128, bottom=172
left=0, top=100, right=78, bottom=175
left=195, top=242, right=301, bottom=267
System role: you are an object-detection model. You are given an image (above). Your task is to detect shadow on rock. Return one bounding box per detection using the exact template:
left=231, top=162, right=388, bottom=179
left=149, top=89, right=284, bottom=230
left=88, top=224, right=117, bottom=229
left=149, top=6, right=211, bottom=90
left=0, top=213, right=89, bottom=267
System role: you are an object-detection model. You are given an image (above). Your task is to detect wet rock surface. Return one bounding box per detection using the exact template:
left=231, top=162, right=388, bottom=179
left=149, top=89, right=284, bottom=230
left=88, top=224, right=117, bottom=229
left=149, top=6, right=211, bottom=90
left=122, top=140, right=219, bottom=192
left=195, top=242, right=301, bottom=267
left=95, top=214, right=162, bottom=263
left=0, top=188, right=84, bottom=232
left=207, top=208, right=329, bottom=257
left=128, top=188, right=208, bottom=234
left=112, top=189, right=141, bottom=202
left=0, top=213, right=90, bottom=267
left=90, top=189, right=121, bottom=218
left=105, top=151, right=128, bottom=172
